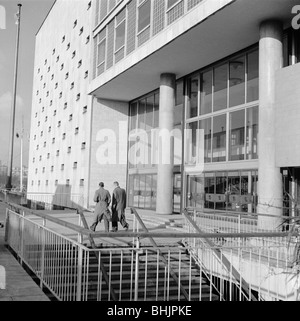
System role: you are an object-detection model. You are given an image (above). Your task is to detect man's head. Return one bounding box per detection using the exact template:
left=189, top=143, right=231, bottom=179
left=99, top=182, right=104, bottom=188
left=113, top=181, right=119, bottom=188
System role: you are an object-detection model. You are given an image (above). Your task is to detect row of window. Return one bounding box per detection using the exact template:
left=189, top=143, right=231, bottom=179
left=34, top=142, right=86, bottom=153
left=95, top=0, right=203, bottom=77
left=31, top=179, right=85, bottom=187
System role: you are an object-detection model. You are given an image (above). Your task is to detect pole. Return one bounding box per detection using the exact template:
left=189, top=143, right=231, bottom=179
left=20, top=115, right=24, bottom=192
left=6, top=4, right=22, bottom=190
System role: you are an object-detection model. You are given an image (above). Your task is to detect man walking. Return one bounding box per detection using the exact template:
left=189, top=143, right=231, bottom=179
left=111, top=181, right=129, bottom=232
left=90, top=182, right=111, bottom=232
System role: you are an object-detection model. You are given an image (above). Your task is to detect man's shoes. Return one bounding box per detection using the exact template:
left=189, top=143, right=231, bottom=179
left=111, top=227, right=118, bottom=232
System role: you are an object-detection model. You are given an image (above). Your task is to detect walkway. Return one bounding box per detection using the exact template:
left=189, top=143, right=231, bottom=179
left=0, top=202, right=49, bottom=301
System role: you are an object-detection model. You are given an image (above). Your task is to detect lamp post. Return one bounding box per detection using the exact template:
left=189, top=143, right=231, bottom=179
left=6, top=4, right=22, bottom=190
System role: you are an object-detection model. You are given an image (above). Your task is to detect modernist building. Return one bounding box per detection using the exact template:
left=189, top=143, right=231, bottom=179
left=27, top=0, right=300, bottom=229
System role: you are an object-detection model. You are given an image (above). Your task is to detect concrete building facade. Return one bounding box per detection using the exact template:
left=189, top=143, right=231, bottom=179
left=27, top=0, right=300, bottom=227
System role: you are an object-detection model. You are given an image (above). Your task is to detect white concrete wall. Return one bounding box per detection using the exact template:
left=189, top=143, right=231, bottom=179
left=27, top=0, right=93, bottom=209
left=275, top=62, right=300, bottom=167
left=88, top=98, right=129, bottom=209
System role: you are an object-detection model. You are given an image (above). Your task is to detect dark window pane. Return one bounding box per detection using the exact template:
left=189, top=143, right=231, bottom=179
left=138, top=0, right=151, bottom=32
left=246, top=106, right=259, bottom=160
left=115, top=20, right=125, bottom=51
left=138, top=99, right=146, bottom=130
left=199, top=118, right=212, bottom=163
left=176, top=80, right=184, bottom=106
left=145, top=95, right=154, bottom=129
left=247, top=50, right=259, bottom=102
left=200, top=70, right=212, bottom=115
left=153, top=93, right=159, bottom=128
left=229, top=56, right=245, bottom=107
left=167, top=0, right=178, bottom=9
left=212, top=114, right=226, bottom=162
left=130, top=102, right=137, bottom=131
left=187, top=76, right=198, bottom=118
left=229, top=109, right=245, bottom=161
left=213, top=63, right=228, bottom=111
left=186, top=121, right=198, bottom=164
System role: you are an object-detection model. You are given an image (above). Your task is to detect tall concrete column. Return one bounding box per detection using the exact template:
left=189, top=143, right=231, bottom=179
left=257, top=20, right=283, bottom=230
left=156, top=73, right=176, bottom=215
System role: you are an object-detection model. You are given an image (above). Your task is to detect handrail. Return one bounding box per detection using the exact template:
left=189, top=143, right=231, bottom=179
left=76, top=209, right=118, bottom=301
left=131, top=207, right=190, bottom=301
left=183, top=208, right=258, bottom=301
left=186, top=207, right=300, bottom=221
left=3, top=201, right=296, bottom=239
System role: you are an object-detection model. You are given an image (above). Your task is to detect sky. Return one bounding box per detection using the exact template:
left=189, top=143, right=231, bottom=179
left=0, top=0, right=55, bottom=168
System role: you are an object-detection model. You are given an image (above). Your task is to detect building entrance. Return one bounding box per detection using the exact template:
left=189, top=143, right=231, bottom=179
left=187, top=170, right=258, bottom=213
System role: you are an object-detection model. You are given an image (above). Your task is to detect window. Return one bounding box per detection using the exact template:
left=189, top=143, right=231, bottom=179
left=59, top=92, right=62, bottom=98
left=80, top=179, right=84, bottom=187
left=75, top=127, right=79, bottom=134
left=213, top=63, right=228, bottom=112
left=67, top=43, right=70, bottom=50
left=43, top=141, right=46, bottom=147
left=79, top=27, right=83, bottom=35
left=64, top=102, right=67, bottom=109
left=51, top=166, right=54, bottom=172
left=46, top=180, right=49, bottom=186
left=229, top=56, right=246, bottom=107
left=66, top=179, right=70, bottom=186
left=53, top=110, right=56, bottom=116
left=39, top=155, right=42, bottom=161
left=83, top=105, right=88, bottom=113
left=48, top=126, right=51, bottom=133
left=68, top=146, right=71, bottom=153
left=73, top=19, right=77, bottom=28
left=97, top=38, right=106, bottom=69
left=50, top=100, right=53, bottom=106
left=45, top=116, right=48, bottom=122
left=56, top=150, right=60, bottom=156
left=138, top=0, right=151, bottom=33
left=72, top=51, right=76, bottom=59
left=229, top=109, right=245, bottom=161
left=200, top=70, right=213, bottom=115
left=47, top=153, right=50, bottom=159
left=56, top=56, right=59, bottom=62
left=58, top=121, right=61, bottom=127
left=115, top=9, right=126, bottom=52
left=167, top=0, right=179, bottom=9
left=38, top=180, right=41, bottom=186
left=78, top=60, right=82, bottom=68
left=55, top=83, right=58, bottom=89
left=61, top=164, right=64, bottom=170
left=62, top=35, right=65, bottom=43
left=81, top=142, right=86, bottom=150
left=62, top=133, right=66, bottom=140
left=86, top=35, right=90, bottom=44
left=61, top=63, right=64, bottom=70
left=33, top=158, right=35, bottom=163
left=53, top=48, right=55, bottom=55
left=69, top=114, right=73, bottom=121
left=187, top=76, right=199, bottom=118
left=70, top=82, right=74, bottom=90
left=55, top=179, right=58, bottom=186
left=52, top=138, right=55, bottom=144
left=73, top=162, right=78, bottom=169
left=65, top=72, right=69, bottom=79
left=212, top=114, right=227, bottom=162
left=40, top=131, right=43, bottom=137
left=87, top=1, right=91, bottom=10
left=35, top=113, right=37, bottom=118
left=84, top=70, right=89, bottom=79
left=42, top=167, right=45, bottom=173
left=76, top=93, right=80, bottom=101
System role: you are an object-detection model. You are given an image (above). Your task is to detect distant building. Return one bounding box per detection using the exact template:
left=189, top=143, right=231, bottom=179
left=27, top=0, right=300, bottom=229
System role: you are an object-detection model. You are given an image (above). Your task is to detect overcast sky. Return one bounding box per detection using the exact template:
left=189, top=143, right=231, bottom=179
left=0, top=0, right=55, bottom=168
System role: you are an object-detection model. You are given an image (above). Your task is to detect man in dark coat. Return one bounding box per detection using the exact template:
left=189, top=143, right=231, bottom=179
left=90, top=182, right=111, bottom=232
left=111, top=181, right=129, bottom=232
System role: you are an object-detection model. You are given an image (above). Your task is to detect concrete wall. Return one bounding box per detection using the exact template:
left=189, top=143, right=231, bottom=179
left=275, top=63, right=300, bottom=167
left=88, top=98, right=129, bottom=209
left=27, top=0, right=93, bottom=209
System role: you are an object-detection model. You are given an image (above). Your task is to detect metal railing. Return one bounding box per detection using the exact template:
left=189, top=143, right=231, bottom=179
left=4, top=203, right=300, bottom=301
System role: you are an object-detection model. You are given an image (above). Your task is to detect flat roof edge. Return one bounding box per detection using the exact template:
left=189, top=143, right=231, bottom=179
left=35, top=0, right=57, bottom=36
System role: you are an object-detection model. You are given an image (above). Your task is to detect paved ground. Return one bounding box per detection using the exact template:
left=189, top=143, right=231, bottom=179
left=0, top=202, right=49, bottom=301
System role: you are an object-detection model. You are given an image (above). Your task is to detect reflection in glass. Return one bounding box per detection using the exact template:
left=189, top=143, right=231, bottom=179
left=151, top=174, right=157, bottom=209
left=187, top=76, right=198, bottom=118
left=138, top=99, right=146, bottom=130
left=200, top=70, right=212, bottom=115
left=153, top=93, right=159, bottom=128
left=229, top=109, right=245, bottom=161
left=130, top=102, right=137, bottom=131
left=229, top=56, right=245, bottom=107
left=145, top=175, right=152, bottom=209
left=145, top=95, right=154, bottom=130
left=199, top=118, right=212, bottom=163
left=246, top=106, right=258, bottom=160
left=204, top=173, right=215, bottom=209
left=247, top=50, right=259, bottom=102
left=186, top=121, right=198, bottom=164
left=215, top=172, right=227, bottom=210
left=212, top=114, right=226, bottom=162
left=213, top=64, right=228, bottom=111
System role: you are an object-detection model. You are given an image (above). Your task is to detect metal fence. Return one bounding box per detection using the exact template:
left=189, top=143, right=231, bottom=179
left=4, top=206, right=300, bottom=301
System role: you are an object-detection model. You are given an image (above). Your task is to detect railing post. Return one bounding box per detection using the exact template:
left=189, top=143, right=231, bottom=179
left=19, top=210, right=25, bottom=265
left=77, top=215, right=83, bottom=244
left=134, top=237, right=140, bottom=301
left=40, top=219, right=46, bottom=289
left=4, top=208, right=9, bottom=244
left=76, top=246, right=83, bottom=301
